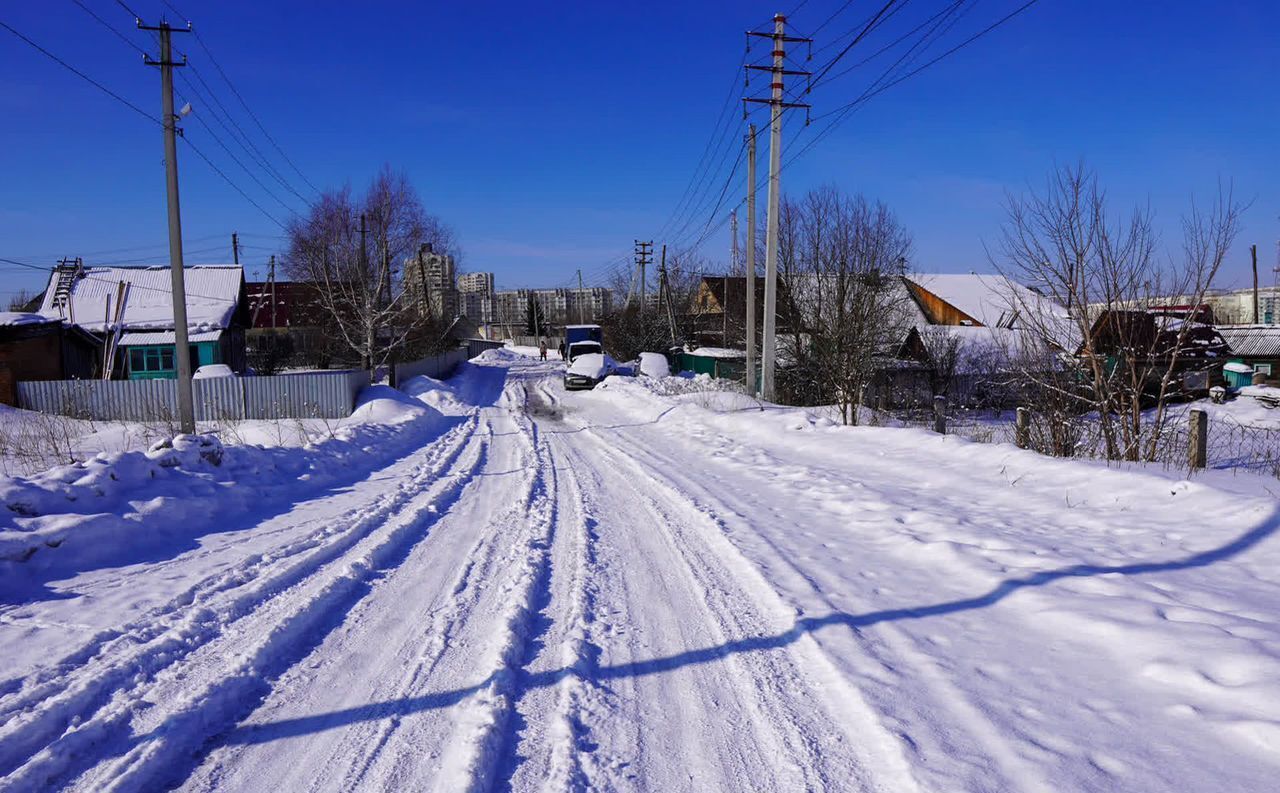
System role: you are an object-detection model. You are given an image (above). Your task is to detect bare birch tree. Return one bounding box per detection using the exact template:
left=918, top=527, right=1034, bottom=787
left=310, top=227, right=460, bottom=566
left=283, top=167, right=456, bottom=375
left=778, top=187, right=914, bottom=423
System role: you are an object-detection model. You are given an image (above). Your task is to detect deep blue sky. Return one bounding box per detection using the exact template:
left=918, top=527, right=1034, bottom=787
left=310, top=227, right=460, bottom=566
left=2, top=1, right=1277, bottom=302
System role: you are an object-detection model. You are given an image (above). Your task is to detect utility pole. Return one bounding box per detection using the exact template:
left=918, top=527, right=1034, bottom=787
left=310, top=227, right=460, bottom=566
left=141, top=18, right=195, bottom=433
left=358, top=212, right=371, bottom=370
left=269, top=254, right=277, bottom=330
left=231, top=232, right=240, bottom=265
left=745, top=14, right=810, bottom=402
left=745, top=124, right=758, bottom=395
left=576, top=269, right=586, bottom=324
left=660, top=244, right=678, bottom=345
left=634, top=240, right=653, bottom=316
left=727, top=209, right=737, bottom=346
left=1251, top=244, right=1259, bottom=324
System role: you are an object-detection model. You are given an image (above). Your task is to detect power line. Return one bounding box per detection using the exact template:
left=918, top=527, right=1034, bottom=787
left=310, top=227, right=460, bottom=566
left=112, top=0, right=142, bottom=21
left=179, top=65, right=312, bottom=206
left=69, top=0, right=147, bottom=56
left=1, top=17, right=287, bottom=230
left=160, top=0, right=320, bottom=195
left=68, top=0, right=311, bottom=220
left=178, top=93, right=300, bottom=215
left=811, top=0, right=1042, bottom=124
left=182, top=134, right=288, bottom=229
left=652, top=53, right=753, bottom=242
left=811, top=0, right=969, bottom=91
left=809, top=0, right=904, bottom=87
left=0, top=19, right=158, bottom=125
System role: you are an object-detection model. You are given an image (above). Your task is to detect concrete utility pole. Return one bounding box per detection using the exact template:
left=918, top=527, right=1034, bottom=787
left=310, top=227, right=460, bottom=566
left=634, top=240, right=653, bottom=316
left=660, top=244, right=678, bottom=345
left=577, top=268, right=586, bottom=324
left=231, top=232, right=239, bottom=265
left=745, top=124, right=758, bottom=394
left=1252, top=244, right=1259, bottom=324
left=727, top=209, right=737, bottom=345
left=141, top=18, right=195, bottom=434
left=269, top=254, right=277, bottom=330
left=745, top=14, right=810, bottom=402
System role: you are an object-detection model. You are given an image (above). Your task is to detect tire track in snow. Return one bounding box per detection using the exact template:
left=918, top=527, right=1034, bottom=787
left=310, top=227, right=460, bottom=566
left=496, top=381, right=613, bottom=792
left=318, top=407, right=550, bottom=791
left=1, top=419, right=489, bottom=793
left=0, top=410, right=477, bottom=736
left=600, top=415, right=1058, bottom=793
left=427, top=390, right=564, bottom=793
left=571, top=422, right=923, bottom=792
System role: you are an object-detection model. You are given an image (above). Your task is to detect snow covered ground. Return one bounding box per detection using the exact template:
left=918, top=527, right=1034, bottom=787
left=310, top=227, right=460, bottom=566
left=1, top=350, right=1278, bottom=791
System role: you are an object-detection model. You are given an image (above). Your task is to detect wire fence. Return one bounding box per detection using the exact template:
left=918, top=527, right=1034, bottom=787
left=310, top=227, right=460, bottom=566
left=880, top=402, right=1280, bottom=481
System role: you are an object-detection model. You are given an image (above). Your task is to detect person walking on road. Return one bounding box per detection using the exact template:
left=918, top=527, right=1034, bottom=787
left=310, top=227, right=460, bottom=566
left=538, top=338, right=548, bottom=361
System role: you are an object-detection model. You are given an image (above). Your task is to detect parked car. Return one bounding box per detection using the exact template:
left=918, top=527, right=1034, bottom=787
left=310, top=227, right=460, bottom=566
left=639, top=352, right=671, bottom=378
left=192, top=364, right=235, bottom=380
left=564, top=352, right=617, bottom=391
left=566, top=339, right=603, bottom=363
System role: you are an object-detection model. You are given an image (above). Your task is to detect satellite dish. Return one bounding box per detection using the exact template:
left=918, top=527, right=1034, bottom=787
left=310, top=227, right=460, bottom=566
left=179, top=102, right=193, bottom=117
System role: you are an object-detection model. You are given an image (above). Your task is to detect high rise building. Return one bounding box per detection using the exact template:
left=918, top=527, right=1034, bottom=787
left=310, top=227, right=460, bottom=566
left=458, top=272, right=494, bottom=295
left=404, top=245, right=458, bottom=321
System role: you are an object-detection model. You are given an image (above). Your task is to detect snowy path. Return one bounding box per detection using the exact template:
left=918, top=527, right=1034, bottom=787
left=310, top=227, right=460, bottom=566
left=2, top=353, right=1278, bottom=791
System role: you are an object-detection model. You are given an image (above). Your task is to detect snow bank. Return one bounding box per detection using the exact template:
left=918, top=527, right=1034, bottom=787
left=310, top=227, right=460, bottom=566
left=0, top=388, right=458, bottom=580
left=473, top=347, right=531, bottom=365
left=349, top=384, right=431, bottom=425
left=401, top=373, right=470, bottom=414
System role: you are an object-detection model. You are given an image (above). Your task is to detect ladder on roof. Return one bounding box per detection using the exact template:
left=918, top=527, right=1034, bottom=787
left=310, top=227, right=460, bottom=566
left=50, top=257, right=84, bottom=312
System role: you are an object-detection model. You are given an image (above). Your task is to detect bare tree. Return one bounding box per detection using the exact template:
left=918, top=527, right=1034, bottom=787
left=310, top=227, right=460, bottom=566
left=601, top=247, right=711, bottom=361
left=776, top=187, right=914, bottom=423
left=283, top=166, right=456, bottom=375
left=997, top=163, right=1242, bottom=461
left=7, top=289, right=38, bottom=312
left=919, top=326, right=965, bottom=400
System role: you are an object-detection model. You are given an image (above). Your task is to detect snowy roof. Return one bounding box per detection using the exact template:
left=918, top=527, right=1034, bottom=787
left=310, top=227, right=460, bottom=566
left=565, top=324, right=602, bottom=330
left=1217, top=325, right=1280, bottom=357
left=38, top=265, right=243, bottom=334
left=907, top=273, right=1058, bottom=329
left=117, top=329, right=225, bottom=346
left=0, top=312, right=58, bottom=327
left=687, top=346, right=746, bottom=359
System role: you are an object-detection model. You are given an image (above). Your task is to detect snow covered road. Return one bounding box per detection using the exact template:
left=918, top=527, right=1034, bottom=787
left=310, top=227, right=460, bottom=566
left=2, top=352, right=1278, bottom=791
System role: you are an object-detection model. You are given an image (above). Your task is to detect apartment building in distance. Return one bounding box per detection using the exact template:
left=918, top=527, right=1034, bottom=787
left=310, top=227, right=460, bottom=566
left=403, top=245, right=458, bottom=321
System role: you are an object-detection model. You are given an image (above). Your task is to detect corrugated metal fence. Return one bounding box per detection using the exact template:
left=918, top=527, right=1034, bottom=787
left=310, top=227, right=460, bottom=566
left=465, top=338, right=506, bottom=358
left=393, top=348, right=468, bottom=385
left=17, top=370, right=370, bottom=421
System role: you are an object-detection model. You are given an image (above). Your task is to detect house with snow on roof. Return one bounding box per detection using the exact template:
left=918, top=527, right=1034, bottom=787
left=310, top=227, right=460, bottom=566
left=35, top=260, right=248, bottom=380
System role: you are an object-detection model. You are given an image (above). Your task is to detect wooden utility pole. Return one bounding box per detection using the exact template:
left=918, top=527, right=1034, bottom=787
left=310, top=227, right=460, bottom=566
left=141, top=17, right=195, bottom=433
left=577, top=268, right=586, bottom=324
left=745, top=124, right=758, bottom=394
left=231, top=232, right=239, bottom=265
left=745, top=14, right=810, bottom=402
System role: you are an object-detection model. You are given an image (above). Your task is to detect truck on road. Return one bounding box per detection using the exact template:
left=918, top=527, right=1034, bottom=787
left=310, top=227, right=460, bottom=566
left=563, top=324, right=604, bottom=363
